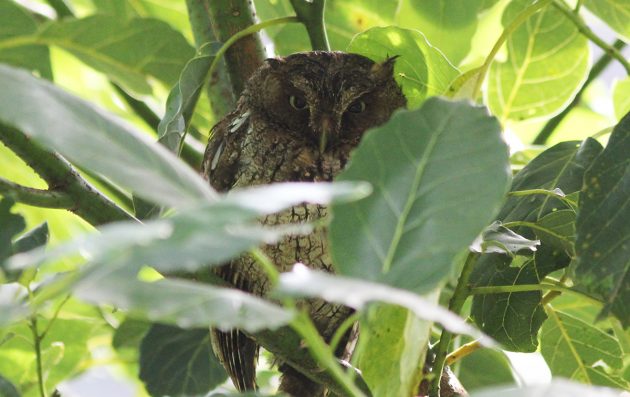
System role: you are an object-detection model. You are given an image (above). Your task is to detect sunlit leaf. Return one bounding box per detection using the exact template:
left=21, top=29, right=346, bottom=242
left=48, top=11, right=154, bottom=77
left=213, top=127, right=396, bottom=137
left=457, top=341, right=516, bottom=391
left=0, top=64, right=215, bottom=207
left=541, top=310, right=626, bottom=388
left=613, top=77, right=630, bottom=121
left=487, top=0, right=589, bottom=122
left=583, top=0, right=630, bottom=42
left=348, top=26, right=459, bottom=107
left=139, top=324, right=227, bottom=396
left=472, top=379, right=625, bottom=397
left=575, top=112, right=630, bottom=327
left=330, top=98, right=509, bottom=292
left=0, top=0, right=51, bottom=79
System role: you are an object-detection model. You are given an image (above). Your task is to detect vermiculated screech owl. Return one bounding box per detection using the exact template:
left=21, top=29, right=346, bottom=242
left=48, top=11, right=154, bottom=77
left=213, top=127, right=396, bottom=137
left=202, top=51, right=406, bottom=396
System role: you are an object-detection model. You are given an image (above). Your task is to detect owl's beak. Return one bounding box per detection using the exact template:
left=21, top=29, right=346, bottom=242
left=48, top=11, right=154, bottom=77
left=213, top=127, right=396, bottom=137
left=318, top=116, right=335, bottom=153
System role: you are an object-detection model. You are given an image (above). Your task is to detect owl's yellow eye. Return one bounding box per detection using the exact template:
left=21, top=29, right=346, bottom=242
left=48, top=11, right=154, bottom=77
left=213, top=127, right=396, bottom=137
left=289, top=95, right=307, bottom=110
left=348, top=100, right=366, bottom=113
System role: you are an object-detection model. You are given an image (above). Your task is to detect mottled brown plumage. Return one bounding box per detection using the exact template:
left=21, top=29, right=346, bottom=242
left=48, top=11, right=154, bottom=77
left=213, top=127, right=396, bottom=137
left=202, top=51, right=406, bottom=396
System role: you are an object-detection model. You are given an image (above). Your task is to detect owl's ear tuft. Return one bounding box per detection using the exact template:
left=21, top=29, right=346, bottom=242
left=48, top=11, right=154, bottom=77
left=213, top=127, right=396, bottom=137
left=265, top=58, right=285, bottom=69
left=370, top=56, right=399, bottom=81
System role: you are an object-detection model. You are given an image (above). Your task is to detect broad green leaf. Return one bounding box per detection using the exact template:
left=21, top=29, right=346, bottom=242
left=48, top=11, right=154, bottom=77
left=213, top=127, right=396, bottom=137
left=613, top=78, right=630, bottom=121
left=0, top=283, right=28, bottom=326
left=470, top=246, right=570, bottom=352
left=0, top=198, right=25, bottom=262
left=14, top=15, right=195, bottom=95
left=395, top=0, right=499, bottom=65
left=348, top=27, right=459, bottom=108
left=354, top=303, right=429, bottom=397
left=139, top=324, right=227, bottom=396
left=472, top=379, right=625, bottom=397
left=471, top=222, right=539, bottom=255
left=0, top=0, right=51, bottom=79
left=8, top=182, right=368, bottom=275
left=583, top=0, right=630, bottom=42
left=112, top=317, right=151, bottom=350
left=541, top=310, right=625, bottom=388
left=575, top=112, right=630, bottom=327
left=75, top=271, right=293, bottom=331
left=330, top=98, right=510, bottom=292
left=0, top=64, right=215, bottom=207
left=276, top=265, right=488, bottom=340
left=158, top=42, right=220, bottom=152
left=457, top=343, right=516, bottom=391
left=535, top=209, right=576, bottom=255
left=487, top=0, right=589, bottom=122
left=12, top=222, right=48, bottom=254
left=0, top=374, right=20, bottom=397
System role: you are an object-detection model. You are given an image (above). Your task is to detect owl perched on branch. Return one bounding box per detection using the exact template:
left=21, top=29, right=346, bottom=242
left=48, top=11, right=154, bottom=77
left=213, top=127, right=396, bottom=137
left=202, top=51, right=406, bottom=396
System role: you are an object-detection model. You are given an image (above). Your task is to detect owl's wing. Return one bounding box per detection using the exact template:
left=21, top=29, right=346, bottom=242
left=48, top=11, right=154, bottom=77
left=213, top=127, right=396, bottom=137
left=202, top=107, right=251, bottom=192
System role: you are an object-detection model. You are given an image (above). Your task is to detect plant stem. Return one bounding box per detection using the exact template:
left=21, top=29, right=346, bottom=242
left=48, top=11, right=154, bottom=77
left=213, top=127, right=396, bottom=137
left=185, top=0, right=234, bottom=120
left=208, top=16, right=300, bottom=85
left=289, top=0, right=330, bottom=51
left=207, top=0, right=267, bottom=96
left=429, top=252, right=479, bottom=397
left=553, top=0, right=630, bottom=75
left=29, top=316, right=46, bottom=397
left=0, top=125, right=134, bottom=225
left=0, top=177, right=73, bottom=209
left=472, top=0, right=554, bottom=100
left=470, top=281, right=602, bottom=305
left=249, top=247, right=280, bottom=285
left=533, top=39, right=627, bottom=144
left=445, top=340, right=482, bottom=366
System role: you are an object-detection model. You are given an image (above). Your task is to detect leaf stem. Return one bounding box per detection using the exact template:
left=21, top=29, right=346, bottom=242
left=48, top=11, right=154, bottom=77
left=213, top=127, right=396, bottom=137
left=472, top=0, right=554, bottom=100
left=533, top=39, right=626, bottom=144
left=469, top=282, right=602, bottom=305
left=208, top=16, right=300, bottom=86
left=445, top=339, right=482, bottom=366
left=429, top=252, right=479, bottom=397
left=553, top=0, right=630, bottom=75
left=507, top=188, right=577, bottom=208
left=289, top=0, right=330, bottom=51
left=249, top=247, right=280, bottom=286
left=29, top=316, right=47, bottom=397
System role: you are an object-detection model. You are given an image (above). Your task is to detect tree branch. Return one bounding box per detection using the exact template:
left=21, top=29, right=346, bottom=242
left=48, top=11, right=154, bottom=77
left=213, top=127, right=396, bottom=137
left=0, top=125, right=134, bottom=225
left=0, top=177, right=73, bottom=209
left=207, top=0, right=266, bottom=96
left=289, top=0, right=330, bottom=51
left=186, top=0, right=235, bottom=121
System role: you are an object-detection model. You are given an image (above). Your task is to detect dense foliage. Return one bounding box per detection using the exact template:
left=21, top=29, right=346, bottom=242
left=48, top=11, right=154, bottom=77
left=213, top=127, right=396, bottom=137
left=0, top=0, right=629, bottom=396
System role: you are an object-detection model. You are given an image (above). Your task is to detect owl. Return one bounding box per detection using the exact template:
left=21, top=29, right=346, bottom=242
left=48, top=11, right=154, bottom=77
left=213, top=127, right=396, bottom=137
left=202, top=51, right=406, bottom=396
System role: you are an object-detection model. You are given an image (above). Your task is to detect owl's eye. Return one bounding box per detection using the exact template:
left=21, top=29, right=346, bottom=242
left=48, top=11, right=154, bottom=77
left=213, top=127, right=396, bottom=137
left=348, top=100, right=366, bottom=113
left=289, top=95, right=308, bottom=110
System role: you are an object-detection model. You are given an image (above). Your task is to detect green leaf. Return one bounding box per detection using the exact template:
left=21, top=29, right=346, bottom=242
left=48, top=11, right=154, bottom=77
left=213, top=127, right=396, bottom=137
left=354, top=303, right=429, bottom=397
left=12, top=222, right=48, bottom=254
left=470, top=246, right=570, bottom=352
left=487, top=0, right=589, bottom=122
left=139, top=324, right=227, bottom=397
left=575, top=112, right=630, bottom=327
left=613, top=77, right=630, bottom=121
left=276, top=266, right=488, bottom=340
left=0, top=198, right=25, bottom=263
left=330, top=98, right=510, bottom=293
left=347, top=27, right=460, bottom=108
left=158, top=42, right=220, bottom=152
left=112, top=317, right=151, bottom=350
left=75, top=272, right=293, bottom=331
left=0, top=0, right=51, bottom=80
left=541, top=310, right=626, bottom=388
left=535, top=209, right=576, bottom=255
left=34, top=15, right=195, bottom=94
left=472, top=379, right=625, bottom=397
left=0, top=374, right=20, bottom=397
left=471, top=222, right=540, bottom=255
left=457, top=343, right=516, bottom=391
left=0, top=64, right=215, bottom=207
left=583, top=0, right=630, bottom=41
left=395, top=0, right=498, bottom=65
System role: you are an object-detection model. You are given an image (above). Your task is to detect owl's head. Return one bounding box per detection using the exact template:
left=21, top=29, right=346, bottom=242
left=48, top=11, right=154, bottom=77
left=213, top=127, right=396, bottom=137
left=243, top=51, right=406, bottom=152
